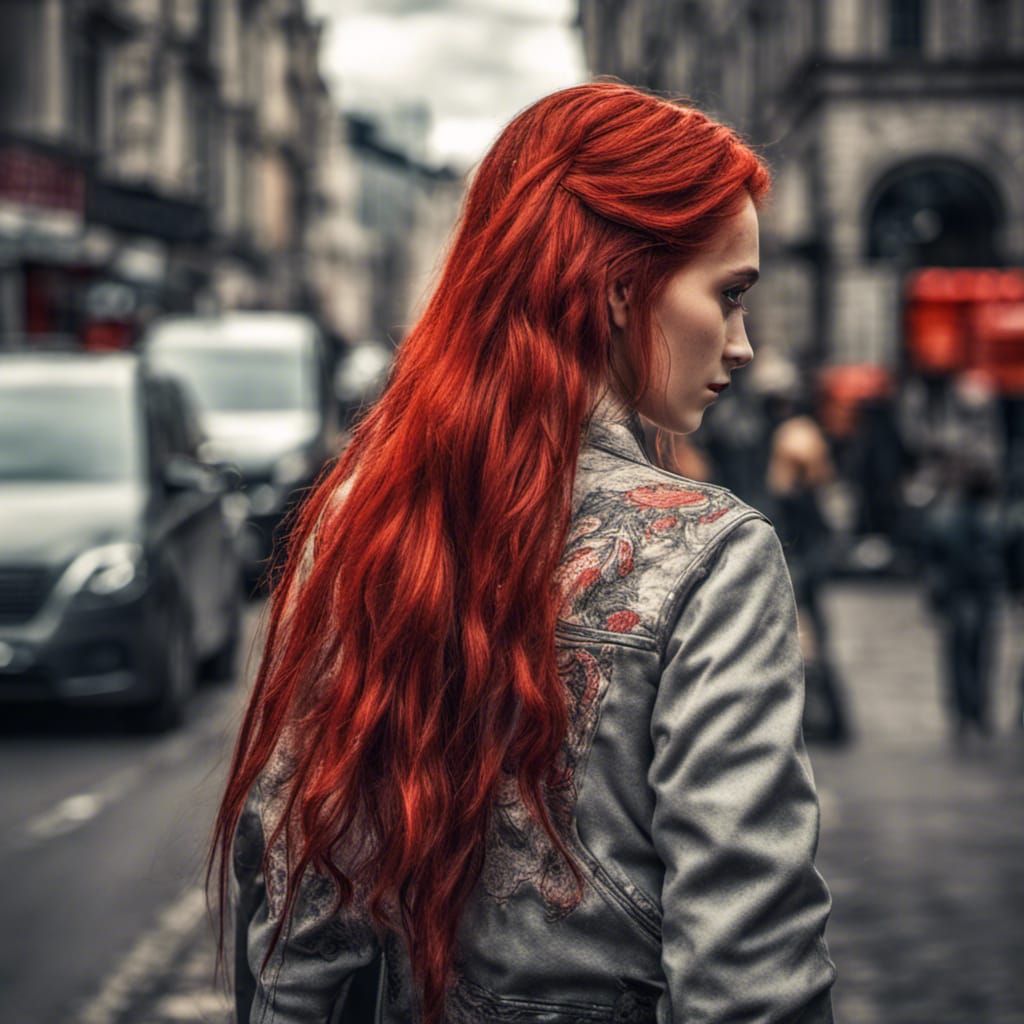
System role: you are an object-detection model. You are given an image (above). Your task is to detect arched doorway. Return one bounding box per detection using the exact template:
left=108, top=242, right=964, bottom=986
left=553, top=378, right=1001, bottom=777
left=865, top=158, right=1004, bottom=267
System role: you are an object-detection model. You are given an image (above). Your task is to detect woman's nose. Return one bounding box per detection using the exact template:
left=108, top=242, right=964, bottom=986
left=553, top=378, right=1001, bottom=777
left=726, top=328, right=754, bottom=370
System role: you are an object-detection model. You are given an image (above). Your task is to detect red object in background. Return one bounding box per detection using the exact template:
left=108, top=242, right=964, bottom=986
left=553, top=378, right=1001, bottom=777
left=0, top=144, right=86, bottom=216
left=815, top=364, right=895, bottom=439
left=24, top=266, right=57, bottom=336
left=970, top=302, right=1024, bottom=394
left=905, top=267, right=1024, bottom=393
left=905, top=300, right=965, bottom=373
left=82, top=320, right=134, bottom=351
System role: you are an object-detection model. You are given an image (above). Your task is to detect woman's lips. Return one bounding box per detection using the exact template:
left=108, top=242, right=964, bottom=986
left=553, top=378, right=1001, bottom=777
left=707, top=382, right=729, bottom=395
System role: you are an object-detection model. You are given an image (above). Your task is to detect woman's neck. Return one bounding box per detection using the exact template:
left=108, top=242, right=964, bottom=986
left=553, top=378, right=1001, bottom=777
left=591, top=387, right=634, bottom=425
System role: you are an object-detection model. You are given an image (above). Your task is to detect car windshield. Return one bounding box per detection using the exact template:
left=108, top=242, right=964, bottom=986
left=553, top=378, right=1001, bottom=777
left=0, top=380, right=142, bottom=483
left=146, top=336, right=317, bottom=414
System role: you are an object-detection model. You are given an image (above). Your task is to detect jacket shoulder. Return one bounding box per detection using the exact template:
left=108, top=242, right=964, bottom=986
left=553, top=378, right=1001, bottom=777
left=556, top=461, right=769, bottom=642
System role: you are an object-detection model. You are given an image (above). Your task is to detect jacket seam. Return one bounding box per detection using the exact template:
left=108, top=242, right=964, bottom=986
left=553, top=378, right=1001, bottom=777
left=555, top=618, right=657, bottom=651
left=570, top=647, right=661, bottom=948
left=585, top=439, right=766, bottom=504
left=571, top=822, right=662, bottom=949
left=455, top=978, right=622, bottom=1017
left=654, top=508, right=771, bottom=670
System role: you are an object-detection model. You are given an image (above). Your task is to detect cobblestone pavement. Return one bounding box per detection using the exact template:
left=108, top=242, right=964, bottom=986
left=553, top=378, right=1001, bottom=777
left=811, top=581, right=1024, bottom=1024
left=101, top=581, right=1024, bottom=1024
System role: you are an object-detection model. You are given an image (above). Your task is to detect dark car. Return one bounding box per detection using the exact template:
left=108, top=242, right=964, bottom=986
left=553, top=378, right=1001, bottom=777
left=140, top=312, right=340, bottom=588
left=0, top=351, right=243, bottom=731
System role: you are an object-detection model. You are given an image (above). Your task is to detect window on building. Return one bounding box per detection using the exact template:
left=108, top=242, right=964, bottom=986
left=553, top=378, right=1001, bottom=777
left=979, top=0, right=1010, bottom=54
left=72, top=33, right=102, bottom=150
left=890, top=0, right=924, bottom=53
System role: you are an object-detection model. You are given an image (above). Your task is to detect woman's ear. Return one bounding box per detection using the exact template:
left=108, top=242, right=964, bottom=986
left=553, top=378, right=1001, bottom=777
left=606, top=274, right=632, bottom=332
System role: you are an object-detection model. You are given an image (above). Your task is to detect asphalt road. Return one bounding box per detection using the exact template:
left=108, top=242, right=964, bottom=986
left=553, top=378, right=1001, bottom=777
left=0, top=599, right=268, bottom=1024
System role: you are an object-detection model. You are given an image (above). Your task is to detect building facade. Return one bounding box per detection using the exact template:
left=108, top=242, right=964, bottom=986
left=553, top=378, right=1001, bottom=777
left=0, top=0, right=332, bottom=347
left=577, top=0, right=1024, bottom=371
left=341, top=113, right=464, bottom=347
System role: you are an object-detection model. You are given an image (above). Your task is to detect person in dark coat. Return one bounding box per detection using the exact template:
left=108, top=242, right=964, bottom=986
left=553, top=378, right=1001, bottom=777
left=921, top=455, right=1007, bottom=744
left=763, top=375, right=853, bottom=745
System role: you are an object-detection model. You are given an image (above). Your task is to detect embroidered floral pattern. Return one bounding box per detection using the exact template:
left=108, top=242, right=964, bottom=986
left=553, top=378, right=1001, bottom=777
left=248, top=727, right=378, bottom=961
left=604, top=609, right=640, bottom=633
left=554, top=479, right=740, bottom=637
left=624, top=484, right=707, bottom=509
left=480, top=645, right=614, bottom=917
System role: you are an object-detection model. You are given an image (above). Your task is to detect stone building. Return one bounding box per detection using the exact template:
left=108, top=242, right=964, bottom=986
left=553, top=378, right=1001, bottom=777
left=0, top=0, right=332, bottom=346
left=341, top=113, right=464, bottom=346
left=577, top=0, right=1024, bottom=370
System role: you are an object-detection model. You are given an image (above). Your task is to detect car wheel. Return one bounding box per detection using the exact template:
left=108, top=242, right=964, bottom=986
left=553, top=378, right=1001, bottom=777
left=131, top=591, right=196, bottom=733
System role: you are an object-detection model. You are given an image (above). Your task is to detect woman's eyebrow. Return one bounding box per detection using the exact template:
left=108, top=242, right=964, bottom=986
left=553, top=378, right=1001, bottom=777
left=726, top=266, right=760, bottom=284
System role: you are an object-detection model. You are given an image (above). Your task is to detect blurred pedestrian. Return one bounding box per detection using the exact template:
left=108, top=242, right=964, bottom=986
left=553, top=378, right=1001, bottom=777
left=850, top=392, right=907, bottom=542
left=763, top=363, right=853, bottom=745
left=698, top=369, right=773, bottom=508
left=921, top=454, right=1007, bottom=745
left=1006, top=493, right=1024, bottom=729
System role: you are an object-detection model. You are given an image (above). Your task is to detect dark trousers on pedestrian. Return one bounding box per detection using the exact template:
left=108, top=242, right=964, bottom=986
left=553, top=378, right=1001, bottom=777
left=793, top=566, right=851, bottom=744
left=941, top=594, right=996, bottom=734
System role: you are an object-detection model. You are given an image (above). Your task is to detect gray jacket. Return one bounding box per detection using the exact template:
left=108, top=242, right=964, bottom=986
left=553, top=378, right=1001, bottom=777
left=232, top=400, right=837, bottom=1023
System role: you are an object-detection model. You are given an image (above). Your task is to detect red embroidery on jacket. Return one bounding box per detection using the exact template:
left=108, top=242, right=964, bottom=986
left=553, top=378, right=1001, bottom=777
left=616, top=538, right=635, bottom=576
left=480, top=646, right=612, bottom=918
left=605, top=609, right=640, bottom=633
left=624, top=484, right=707, bottom=509
left=699, top=507, right=729, bottom=525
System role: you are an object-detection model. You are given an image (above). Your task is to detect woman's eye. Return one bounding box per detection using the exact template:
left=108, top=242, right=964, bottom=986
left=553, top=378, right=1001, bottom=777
left=723, top=287, right=750, bottom=314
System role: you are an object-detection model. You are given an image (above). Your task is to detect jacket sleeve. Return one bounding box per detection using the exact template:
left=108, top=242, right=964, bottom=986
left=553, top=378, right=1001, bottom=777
left=231, top=765, right=381, bottom=1024
left=648, top=513, right=836, bottom=1023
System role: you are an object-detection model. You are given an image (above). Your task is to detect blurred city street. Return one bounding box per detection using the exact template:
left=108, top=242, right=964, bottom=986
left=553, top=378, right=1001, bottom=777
left=2, top=581, right=1018, bottom=1023
left=2, top=0, right=1023, bottom=1021
left=813, top=581, right=1024, bottom=1024
left=0, top=599, right=267, bottom=1024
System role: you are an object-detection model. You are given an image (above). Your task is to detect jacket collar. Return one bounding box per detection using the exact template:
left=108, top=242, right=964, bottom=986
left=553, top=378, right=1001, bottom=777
left=583, top=390, right=653, bottom=468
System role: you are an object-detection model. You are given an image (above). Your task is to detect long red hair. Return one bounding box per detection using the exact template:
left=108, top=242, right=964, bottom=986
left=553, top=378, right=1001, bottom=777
left=206, top=79, right=771, bottom=1022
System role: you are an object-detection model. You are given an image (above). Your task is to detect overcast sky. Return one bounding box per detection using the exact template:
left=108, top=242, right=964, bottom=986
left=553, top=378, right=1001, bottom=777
left=307, top=0, right=587, bottom=171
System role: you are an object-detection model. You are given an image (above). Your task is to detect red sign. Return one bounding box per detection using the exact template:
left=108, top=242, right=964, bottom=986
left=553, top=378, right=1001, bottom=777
left=0, top=144, right=86, bottom=216
left=905, top=267, right=1024, bottom=394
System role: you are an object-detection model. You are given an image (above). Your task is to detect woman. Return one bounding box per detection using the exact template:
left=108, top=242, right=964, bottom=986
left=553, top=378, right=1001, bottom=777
left=207, top=80, right=837, bottom=1023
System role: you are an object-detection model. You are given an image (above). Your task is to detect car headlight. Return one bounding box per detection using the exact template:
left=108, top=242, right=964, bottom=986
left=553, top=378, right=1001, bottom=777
left=66, top=542, right=146, bottom=599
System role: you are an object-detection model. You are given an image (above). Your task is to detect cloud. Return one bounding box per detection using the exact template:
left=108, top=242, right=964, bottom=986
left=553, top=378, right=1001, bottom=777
left=318, top=0, right=571, bottom=24
left=308, top=0, right=585, bottom=168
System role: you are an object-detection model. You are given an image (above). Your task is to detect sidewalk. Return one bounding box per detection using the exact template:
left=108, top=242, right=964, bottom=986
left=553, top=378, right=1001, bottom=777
left=103, top=580, right=1024, bottom=1024
left=811, top=580, right=1024, bottom=1024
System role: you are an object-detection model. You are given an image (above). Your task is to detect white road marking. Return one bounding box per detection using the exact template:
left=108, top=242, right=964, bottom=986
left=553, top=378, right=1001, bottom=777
left=16, top=767, right=138, bottom=847
left=146, top=990, right=232, bottom=1021
left=10, top=698, right=236, bottom=852
left=74, top=883, right=208, bottom=1024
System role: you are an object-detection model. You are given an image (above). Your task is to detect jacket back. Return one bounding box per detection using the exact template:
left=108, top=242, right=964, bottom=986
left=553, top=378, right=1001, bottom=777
left=232, top=399, right=837, bottom=1024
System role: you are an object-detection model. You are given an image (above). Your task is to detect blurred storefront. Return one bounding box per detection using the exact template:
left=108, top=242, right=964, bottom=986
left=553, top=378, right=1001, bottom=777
left=0, top=0, right=466, bottom=359
left=578, top=0, right=1023, bottom=369
left=0, top=0, right=339, bottom=350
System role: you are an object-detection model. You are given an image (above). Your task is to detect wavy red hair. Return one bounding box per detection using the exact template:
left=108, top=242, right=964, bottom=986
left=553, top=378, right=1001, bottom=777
left=206, top=78, right=772, bottom=1022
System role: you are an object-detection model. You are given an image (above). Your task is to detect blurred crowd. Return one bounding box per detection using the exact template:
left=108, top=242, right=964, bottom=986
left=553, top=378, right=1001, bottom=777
left=647, top=344, right=1024, bottom=749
